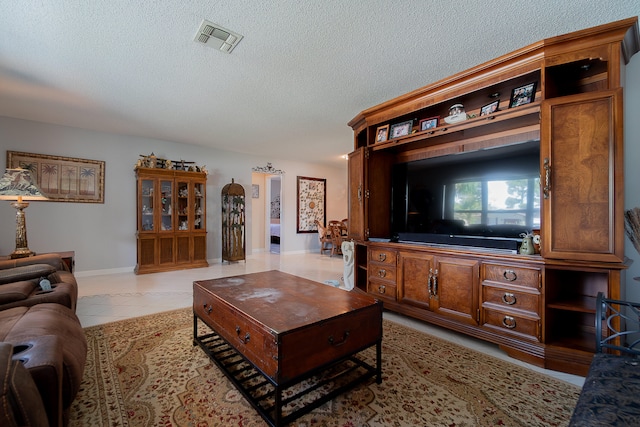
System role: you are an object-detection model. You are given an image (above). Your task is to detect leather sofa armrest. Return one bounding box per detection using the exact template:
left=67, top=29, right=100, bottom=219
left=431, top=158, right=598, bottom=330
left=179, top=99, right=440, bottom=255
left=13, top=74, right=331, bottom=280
left=0, top=254, right=67, bottom=272
left=0, top=264, right=57, bottom=285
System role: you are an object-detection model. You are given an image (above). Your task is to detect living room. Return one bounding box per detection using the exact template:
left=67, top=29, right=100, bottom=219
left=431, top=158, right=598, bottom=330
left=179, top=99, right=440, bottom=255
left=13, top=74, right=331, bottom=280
left=2, top=2, right=640, bottom=425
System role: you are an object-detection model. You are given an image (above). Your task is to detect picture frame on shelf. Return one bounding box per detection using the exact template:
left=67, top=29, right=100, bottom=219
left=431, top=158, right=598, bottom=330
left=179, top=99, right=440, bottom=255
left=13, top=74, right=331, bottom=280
left=509, top=82, right=537, bottom=108
left=419, top=116, right=439, bottom=131
left=389, top=120, right=413, bottom=139
left=480, top=100, right=499, bottom=116
left=375, top=124, right=390, bottom=143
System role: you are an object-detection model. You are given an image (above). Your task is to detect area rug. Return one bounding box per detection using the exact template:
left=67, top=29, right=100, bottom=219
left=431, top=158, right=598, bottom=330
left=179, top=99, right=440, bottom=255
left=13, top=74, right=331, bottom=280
left=68, top=307, right=580, bottom=426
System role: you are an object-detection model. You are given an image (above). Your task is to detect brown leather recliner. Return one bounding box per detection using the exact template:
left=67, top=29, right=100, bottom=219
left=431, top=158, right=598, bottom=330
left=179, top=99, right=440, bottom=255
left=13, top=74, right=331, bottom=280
left=0, top=254, right=78, bottom=312
left=0, top=342, right=51, bottom=426
left=1, top=304, right=86, bottom=427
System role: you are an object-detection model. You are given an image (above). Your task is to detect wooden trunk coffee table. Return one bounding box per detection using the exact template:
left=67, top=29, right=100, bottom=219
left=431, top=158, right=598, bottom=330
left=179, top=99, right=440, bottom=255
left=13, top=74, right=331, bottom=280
left=193, top=270, right=382, bottom=427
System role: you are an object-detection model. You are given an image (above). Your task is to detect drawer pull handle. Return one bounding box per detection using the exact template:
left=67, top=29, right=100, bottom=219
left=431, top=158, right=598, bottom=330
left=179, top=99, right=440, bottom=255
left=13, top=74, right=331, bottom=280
left=378, top=285, right=386, bottom=294
left=378, top=269, right=386, bottom=278
left=203, top=304, right=213, bottom=314
left=502, top=292, right=517, bottom=305
left=378, top=253, right=386, bottom=262
left=328, top=330, right=350, bottom=347
left=502, top=316, right=516, bottom=329
left=235, top=326, right=250, bottom=344
left=503, top=270, right=517, bottom=282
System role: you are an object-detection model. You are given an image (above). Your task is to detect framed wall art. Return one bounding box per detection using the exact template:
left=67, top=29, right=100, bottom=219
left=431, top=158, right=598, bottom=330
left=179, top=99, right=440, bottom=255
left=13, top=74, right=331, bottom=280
left=296, top=176, right=326, bottom=233
left=6, top=151, right=105, bottom=203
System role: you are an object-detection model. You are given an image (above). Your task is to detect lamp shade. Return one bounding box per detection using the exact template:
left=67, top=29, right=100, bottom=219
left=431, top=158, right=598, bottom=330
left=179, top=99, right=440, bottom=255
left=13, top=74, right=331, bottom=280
left=0, top=168, right=48, bottom=201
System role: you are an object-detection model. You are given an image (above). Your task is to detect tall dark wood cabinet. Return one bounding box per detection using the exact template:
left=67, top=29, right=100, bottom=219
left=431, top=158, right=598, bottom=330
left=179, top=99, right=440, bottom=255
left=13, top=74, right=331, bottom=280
left=347, top=18, right=639, bottom=375
left=135, top=167, right=208, bottom=274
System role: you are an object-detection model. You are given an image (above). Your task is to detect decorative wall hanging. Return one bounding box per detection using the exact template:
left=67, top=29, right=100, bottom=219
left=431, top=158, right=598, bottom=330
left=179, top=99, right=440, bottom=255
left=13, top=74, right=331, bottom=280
left=7, top=151, right=105, bottom=203
left=296, top=176, right=326, bottom=233
left=251, top=162, right=285, bottom=175
left=221, top=179, right=246, bottom=262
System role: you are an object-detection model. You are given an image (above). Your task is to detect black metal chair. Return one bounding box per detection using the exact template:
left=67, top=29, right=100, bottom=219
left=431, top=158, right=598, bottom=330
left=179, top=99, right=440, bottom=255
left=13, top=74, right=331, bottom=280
left=595, top=292, right=640, bottom=355
left=569, top=292, right=640, bottom=426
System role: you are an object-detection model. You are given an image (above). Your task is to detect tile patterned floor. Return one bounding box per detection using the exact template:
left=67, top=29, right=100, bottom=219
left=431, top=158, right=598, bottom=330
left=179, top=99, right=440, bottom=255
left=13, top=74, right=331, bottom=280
left=75, top=251, right=584, bottom=387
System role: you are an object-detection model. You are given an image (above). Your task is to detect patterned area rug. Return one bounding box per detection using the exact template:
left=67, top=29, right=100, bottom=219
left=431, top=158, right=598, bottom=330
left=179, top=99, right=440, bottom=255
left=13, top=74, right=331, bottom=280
left=69, top=308, right=580, bottom=426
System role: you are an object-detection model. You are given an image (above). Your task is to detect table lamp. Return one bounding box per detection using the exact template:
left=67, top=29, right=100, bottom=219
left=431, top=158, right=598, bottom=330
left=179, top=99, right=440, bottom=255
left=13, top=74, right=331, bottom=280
left=0, top=168, right=48, bottom=259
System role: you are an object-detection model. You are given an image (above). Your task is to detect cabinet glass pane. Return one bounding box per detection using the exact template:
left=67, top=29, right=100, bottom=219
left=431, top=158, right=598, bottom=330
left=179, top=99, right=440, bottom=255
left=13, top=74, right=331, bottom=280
left=141, top=179, right=154, bottom=231
left=160, top=180, right=173, bottom=231
left=177, top=181, right=189, bottom=230
left=194, top=182, right=204, bottom=230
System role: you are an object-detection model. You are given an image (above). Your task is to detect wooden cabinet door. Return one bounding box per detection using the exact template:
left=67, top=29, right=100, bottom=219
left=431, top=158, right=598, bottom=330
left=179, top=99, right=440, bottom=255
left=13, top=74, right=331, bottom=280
left=347, top=148, right=365, bottom=241
left=431, top=256, right=479, bottom=326
left=541, top=89, right=623, bottom=262
left=397, top=251, right=434, bottom=310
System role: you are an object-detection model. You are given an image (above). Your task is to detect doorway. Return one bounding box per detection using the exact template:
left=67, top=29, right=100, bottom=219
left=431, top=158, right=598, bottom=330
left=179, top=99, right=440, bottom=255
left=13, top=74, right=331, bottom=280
left=267, top=176, right=281, bottom=253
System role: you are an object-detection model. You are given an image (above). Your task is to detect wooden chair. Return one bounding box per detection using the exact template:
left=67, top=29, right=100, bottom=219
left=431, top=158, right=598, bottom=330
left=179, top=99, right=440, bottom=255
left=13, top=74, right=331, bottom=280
left=328, top=220, right=346, bottom=256
left=314, top=220, right=333, bottom=255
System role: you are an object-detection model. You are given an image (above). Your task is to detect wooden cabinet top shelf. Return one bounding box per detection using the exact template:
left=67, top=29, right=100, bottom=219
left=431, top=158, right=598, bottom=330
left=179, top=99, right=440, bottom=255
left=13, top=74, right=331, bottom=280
left=370, top=102, right=541, bottom=154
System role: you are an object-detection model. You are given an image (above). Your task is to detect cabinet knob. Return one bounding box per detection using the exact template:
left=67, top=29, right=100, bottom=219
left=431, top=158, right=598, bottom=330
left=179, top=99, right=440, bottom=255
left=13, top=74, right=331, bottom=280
left=502, top=292, right=517, bottom=305
left=378, top=253, right=386, bottom=262
left=503, top=270, right=517, bottom=281
left=502, top=316, right=517, bottom=329
left=378, top=269, right=386, bottom=278
left=377, top=285, right=386, bottom=294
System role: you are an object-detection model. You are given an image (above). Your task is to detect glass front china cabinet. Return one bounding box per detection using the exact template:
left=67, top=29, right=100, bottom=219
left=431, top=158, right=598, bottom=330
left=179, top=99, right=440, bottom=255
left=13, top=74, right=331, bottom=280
left=135, top=166, right=207, bottom=274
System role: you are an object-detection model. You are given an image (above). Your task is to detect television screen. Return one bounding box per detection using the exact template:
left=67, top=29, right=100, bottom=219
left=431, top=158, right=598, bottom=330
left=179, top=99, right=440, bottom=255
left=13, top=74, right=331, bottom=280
left=391, top=140, right=540, bottom=249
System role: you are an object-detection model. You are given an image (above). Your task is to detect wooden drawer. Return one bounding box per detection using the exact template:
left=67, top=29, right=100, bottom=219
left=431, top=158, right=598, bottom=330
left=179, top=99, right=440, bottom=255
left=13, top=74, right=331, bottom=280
left=483, top=263, right=540, bottom=289
left=482, top=285, right=539, bottom=315
left=368, top=264, right=396, bottom=284
left=482, top=308, right=540, bottom=341
left=194, top=286, right=280, bottom=379
left=369, top=248, right=396, bottom=266
left=367, top=279, right=397, bottom=301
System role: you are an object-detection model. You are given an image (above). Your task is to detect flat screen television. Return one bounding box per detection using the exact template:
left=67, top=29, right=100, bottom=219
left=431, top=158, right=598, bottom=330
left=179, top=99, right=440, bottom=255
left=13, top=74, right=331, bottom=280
left=391, top=140, right=541, bottom=251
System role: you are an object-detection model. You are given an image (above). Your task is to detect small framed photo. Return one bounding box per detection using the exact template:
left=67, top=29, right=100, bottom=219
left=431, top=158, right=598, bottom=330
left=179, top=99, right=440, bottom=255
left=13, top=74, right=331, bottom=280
left=419, top=116, right=439, bottom=131
left=509, top=82, right=537, bottom=108
left=375, top=124, right=390, bottom=143
left=480, top=100, right=499, bottom=116
left=389, top=120, right=413, bottom=139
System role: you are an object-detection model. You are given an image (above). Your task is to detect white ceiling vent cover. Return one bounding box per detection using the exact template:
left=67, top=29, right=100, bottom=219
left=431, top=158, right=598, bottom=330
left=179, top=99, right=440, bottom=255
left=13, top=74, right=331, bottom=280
left=194, top=20, right=243, bottom=54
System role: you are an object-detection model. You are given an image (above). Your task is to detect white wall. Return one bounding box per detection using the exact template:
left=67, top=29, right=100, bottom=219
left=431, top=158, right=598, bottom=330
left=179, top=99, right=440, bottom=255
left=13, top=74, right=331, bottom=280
left=0, top=117, right=348, bottom=273
left=624, top=53, right=640, bottom=304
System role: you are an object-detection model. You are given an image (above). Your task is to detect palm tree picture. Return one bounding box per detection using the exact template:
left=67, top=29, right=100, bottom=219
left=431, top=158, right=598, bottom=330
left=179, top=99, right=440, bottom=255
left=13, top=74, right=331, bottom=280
left=80, top=167, right=96, bottom=195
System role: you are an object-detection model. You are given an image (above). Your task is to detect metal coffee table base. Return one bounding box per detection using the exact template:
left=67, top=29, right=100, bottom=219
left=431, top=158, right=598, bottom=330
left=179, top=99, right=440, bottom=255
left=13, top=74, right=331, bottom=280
left=194, top=315, right=382, bottom=427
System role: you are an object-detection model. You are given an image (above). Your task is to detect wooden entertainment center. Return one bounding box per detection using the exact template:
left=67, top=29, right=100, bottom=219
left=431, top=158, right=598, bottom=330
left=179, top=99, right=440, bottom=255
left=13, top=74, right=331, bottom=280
left=347, top=18, right=640, bottom=376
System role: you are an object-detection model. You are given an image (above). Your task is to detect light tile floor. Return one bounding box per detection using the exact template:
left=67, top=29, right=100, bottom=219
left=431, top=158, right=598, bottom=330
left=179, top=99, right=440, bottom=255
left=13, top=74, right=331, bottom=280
left=75, top=251, right=584, bottom=387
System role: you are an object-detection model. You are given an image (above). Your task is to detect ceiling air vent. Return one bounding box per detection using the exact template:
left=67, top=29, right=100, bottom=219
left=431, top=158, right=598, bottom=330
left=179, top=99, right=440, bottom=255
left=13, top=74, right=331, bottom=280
left=194, top=20, right=243, bottom=54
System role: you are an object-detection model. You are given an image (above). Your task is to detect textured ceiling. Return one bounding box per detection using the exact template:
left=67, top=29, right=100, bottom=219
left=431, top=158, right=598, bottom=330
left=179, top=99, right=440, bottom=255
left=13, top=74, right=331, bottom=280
left=1, top=1, right=639, bottom=166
